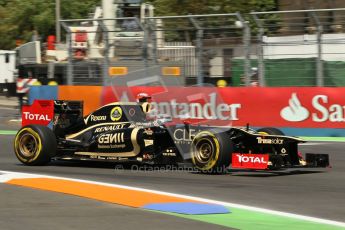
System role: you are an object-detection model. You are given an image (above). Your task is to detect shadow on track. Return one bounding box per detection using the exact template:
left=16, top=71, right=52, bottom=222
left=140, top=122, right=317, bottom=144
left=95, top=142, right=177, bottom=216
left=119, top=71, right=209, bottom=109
left=41, top=160, right=328, bottom=177
left=230, top=169, right=326, bottom=177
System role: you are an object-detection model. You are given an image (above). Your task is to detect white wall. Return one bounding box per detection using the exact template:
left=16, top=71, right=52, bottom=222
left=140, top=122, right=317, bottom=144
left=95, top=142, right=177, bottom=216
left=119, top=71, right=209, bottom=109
left=209, top=51, right=223, bottom=77
left=0, top=50, right=16, bottom=83
left=263, top=33, right=345, bottom=61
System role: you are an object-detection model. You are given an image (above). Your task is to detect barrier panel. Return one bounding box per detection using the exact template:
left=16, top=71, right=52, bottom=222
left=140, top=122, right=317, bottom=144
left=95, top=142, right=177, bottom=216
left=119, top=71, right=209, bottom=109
left=28, top=85, right=345, bottom=136
left=58, top=86, right=102, bottom=116
left=28, top=86, right=58, bottom=105
left=102, top=86, right=345, bottom=128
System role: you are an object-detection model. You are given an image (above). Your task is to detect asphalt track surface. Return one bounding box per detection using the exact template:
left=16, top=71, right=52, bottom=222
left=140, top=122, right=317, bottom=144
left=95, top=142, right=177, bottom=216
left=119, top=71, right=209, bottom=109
left=1, top=108, right=345, bottom=229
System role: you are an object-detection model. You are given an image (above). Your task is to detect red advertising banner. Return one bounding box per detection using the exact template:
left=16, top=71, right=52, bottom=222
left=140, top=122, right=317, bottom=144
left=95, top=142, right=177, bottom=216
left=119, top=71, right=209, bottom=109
left=100, top=86, right=345, bottom=128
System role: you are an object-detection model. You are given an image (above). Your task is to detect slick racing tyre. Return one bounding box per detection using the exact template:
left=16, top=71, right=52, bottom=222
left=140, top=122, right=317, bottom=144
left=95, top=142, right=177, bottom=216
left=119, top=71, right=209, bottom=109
left=191, top=131, right=232, bottom=174
left=14, top=125, right=57, bottom=166
left=257, top=127, right=285, bottom=136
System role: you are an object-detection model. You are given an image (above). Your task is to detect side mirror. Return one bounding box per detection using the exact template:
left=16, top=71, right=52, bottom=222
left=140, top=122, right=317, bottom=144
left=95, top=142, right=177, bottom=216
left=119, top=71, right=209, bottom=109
left=183, top=120, right=191, bottom=125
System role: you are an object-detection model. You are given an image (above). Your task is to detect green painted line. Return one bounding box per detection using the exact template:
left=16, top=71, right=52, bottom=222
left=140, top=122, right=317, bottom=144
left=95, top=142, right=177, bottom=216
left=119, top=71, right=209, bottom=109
left=300, top=136, right=345, bottom=142
left=0, top=130, right=17, bottom=135
left=169, top=207, right=344, bottom=230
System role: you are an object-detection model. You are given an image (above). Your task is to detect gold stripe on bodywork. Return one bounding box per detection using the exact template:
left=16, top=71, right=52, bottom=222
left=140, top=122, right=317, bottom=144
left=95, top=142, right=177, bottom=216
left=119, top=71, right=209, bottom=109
left=89, top=102, right=138, bottom=112
left=74, top=127, right=141, bottom=157
left=66, top=122, right=130, bottom=139
left=233, top=127, right=305, bottom=142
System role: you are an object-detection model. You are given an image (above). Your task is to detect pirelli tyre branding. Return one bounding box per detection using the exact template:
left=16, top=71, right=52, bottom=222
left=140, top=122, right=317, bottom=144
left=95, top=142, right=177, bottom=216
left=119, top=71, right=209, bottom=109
left=97, top=133, right=125, bottom=149
left=256, top=137, right=284, bottom=144
left=110, top=107, right=122, bottom=121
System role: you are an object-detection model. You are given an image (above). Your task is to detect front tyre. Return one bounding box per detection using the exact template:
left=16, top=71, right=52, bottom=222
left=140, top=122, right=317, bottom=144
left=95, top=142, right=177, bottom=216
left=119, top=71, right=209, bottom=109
left=191, top=131, right=232, bottom=174
left=14, top=125, right=57, bottom=166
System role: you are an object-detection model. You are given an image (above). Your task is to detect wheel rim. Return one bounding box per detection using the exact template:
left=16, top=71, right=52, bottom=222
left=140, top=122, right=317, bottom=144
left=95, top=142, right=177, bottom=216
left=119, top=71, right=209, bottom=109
left=18, top=132, right=39, bottom=158
left=194, top=138, right=215, bottom=164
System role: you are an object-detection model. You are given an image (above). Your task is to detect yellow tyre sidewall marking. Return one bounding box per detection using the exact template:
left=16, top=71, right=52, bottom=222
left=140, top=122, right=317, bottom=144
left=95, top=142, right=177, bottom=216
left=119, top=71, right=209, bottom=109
left=191, top=131, right=220, bottom=170
left=14, top=128, right=42, bottom=163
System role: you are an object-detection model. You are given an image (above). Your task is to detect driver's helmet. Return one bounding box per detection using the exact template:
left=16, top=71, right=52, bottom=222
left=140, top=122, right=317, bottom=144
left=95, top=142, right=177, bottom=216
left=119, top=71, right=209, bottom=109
left=136, top=93, right=151, bottom=103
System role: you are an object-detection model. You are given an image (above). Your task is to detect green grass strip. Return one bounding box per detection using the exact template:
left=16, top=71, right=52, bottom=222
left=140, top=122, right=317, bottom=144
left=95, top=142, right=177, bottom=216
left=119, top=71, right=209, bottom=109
left=171, top=207, right=344, bottom=230
left=0, top=130, right=17, bottom=135
left=300, top=136, right=345, bottom=142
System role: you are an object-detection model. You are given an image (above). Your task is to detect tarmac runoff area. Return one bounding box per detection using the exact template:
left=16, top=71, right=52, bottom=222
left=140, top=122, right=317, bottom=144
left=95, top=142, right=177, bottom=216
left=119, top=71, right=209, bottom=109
left=0, top=171, right=344, bottom=230
left=0, top=96, right=19, bottom=109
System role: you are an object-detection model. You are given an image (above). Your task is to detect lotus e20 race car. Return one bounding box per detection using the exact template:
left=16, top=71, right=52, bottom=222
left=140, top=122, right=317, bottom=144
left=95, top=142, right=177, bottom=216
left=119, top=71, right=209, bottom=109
left=14, top=97, right=330, bottom=173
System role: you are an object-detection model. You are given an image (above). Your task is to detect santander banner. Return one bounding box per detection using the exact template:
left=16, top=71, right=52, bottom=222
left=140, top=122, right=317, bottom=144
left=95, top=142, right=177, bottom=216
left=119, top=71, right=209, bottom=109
left=101, top=86, right=345, bottom=128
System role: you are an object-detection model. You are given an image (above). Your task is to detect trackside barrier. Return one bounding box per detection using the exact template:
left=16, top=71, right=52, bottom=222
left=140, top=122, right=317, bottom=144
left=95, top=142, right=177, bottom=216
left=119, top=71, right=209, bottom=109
left=28, top=86, right=345, bottom=137
left=28, top=86, right=58, bottom=105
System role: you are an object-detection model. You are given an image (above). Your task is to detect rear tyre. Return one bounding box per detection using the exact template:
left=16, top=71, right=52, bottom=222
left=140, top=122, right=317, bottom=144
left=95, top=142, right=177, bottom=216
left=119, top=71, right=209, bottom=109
left=14, top=125, right=57, bottom=166
left=257, top=127, right=285, bottom=135
left=191, top=131, right=232, bottom=174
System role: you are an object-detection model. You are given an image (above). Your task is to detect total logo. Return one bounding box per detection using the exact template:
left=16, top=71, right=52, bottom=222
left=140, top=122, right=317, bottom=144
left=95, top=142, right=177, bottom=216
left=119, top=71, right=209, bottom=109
left=232, top=153, right=269, bottom=169
left=280, top=93, right=345, bottom=123
left=23, top=112, right=51, bottom=121
left=235, top=154, right=268, bottom=164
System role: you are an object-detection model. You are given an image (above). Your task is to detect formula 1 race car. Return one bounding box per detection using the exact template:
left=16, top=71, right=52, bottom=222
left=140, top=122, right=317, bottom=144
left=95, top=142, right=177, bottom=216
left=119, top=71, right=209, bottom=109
left=14, top=98, right=330, bottom=173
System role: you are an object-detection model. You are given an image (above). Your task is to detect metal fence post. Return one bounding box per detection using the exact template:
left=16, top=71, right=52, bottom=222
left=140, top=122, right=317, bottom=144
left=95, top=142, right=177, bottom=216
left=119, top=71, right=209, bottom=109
left=196, top=29, right=204, bottom=85
left=244, top=22, right=251, bottom=86
left=310, top=12, right=324, bottom=86
left=146, top=19, right=158, bottom=64
left=237, top=13, right=251, bottom=86
left=142, top=20, right=149, bottom=67
left=190, top=17, right=204, bottom=85
left=251, top=13, right=265, bottom=86
left=99, top=21, right=110, bottom=86
left=257, top=28, right=265, bottom=86
left=61, top=22, right=73, bottom=85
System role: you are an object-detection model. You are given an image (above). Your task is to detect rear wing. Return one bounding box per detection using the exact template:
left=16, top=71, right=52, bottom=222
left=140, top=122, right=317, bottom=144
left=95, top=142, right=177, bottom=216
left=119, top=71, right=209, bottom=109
left=22, top=100, right=54, bottom=127
left=22, top=100, right=83, bottom=128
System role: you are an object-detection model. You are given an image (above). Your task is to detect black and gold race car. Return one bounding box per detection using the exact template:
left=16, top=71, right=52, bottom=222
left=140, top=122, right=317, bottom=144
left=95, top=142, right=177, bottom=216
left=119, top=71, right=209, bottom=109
left=13, top=99, right=330, bottom=173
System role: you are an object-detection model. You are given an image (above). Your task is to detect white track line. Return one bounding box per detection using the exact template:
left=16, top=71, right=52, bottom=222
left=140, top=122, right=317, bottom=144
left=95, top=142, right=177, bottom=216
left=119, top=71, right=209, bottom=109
left=0, top=170, right=344, bottom=228
left=299, top=143, right=327, bottom=145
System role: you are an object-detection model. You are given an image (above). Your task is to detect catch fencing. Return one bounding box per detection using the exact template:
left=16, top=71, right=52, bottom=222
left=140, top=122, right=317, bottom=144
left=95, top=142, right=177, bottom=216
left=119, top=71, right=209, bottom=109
left=58, top=8, right=345, bottom=87
left=251, top=8, right=345, bottom=87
